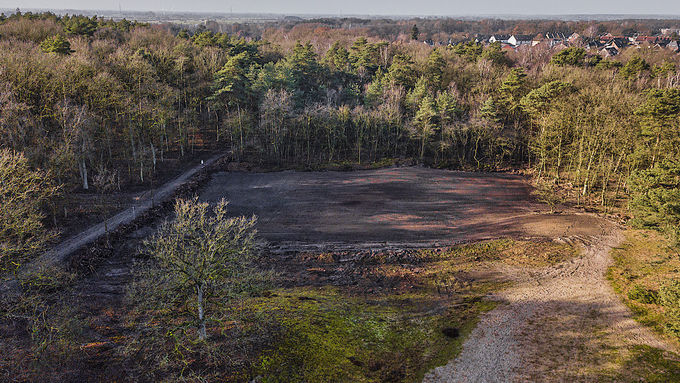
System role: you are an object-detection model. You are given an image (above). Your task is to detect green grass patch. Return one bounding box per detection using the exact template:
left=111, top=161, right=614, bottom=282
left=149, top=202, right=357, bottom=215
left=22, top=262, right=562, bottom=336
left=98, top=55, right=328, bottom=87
left=245, top=287, right=495, bottom=382
left=608, top=230, right=680, bottom=345
left=619, top=345, right=680, bottom=382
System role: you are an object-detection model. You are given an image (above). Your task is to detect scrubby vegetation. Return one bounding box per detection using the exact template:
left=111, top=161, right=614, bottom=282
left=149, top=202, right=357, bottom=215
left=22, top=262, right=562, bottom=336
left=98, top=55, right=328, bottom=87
left=0, top=149, right=60, bottom=273
left=609, top=230, right=680, bottom=344
left=114, top=239, right=576, bottom=381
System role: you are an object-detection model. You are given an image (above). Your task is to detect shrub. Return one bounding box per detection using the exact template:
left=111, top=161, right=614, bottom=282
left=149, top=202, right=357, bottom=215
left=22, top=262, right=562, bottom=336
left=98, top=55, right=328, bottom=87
left=628, top=284, right=659, bottom=304
left=550, top=47, right=586, bottom=66
left=0, top=150, right=59, bottom=273
left=659, top=280, right=680, bottom=335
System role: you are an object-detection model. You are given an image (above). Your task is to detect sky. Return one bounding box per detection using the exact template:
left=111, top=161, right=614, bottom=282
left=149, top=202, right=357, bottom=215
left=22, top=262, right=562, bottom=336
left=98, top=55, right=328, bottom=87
left=2, top=0, right=679, bottom=16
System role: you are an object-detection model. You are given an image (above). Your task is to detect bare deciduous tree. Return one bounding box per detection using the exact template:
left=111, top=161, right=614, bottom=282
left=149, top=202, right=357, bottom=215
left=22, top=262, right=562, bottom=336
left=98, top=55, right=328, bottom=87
left=141, top=197, right=259, bottom=340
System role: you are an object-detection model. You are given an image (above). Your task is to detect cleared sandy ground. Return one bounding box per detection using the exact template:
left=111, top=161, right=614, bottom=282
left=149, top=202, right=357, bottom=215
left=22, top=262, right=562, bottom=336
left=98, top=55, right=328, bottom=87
left=200, top=167, right=604, bottom=250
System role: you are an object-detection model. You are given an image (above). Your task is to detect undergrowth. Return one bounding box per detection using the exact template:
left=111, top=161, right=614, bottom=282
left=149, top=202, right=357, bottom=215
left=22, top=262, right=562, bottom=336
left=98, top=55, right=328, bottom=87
left=608, top=229, right=680, bottom=344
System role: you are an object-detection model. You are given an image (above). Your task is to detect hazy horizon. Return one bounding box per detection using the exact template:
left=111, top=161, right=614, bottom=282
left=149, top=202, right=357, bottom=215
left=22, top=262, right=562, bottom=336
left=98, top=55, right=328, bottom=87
left=3, top=0, right=680, bottom=17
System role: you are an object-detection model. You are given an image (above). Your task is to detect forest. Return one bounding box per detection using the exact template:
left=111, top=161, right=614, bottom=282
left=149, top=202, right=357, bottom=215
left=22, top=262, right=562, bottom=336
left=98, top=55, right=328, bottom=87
left=1, top=12, right=680, bottom=381
left=2, top=12, right=679, bottom=266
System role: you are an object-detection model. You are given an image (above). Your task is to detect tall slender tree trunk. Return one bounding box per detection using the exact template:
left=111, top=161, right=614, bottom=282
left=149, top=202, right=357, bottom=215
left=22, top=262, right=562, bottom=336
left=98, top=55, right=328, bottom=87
left=129, top=128, right=137, bottom=162
left=151, top=143, right=156, bottom=172
left=80, top=159, right=89, bottom=190
left=197, top=284, right=206, bottom=340
left=237, top=104, right=244, bottom=158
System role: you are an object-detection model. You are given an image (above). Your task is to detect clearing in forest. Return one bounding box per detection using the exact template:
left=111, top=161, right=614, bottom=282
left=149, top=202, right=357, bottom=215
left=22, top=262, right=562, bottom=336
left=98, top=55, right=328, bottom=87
left=200, top=167, right=603, bottom=248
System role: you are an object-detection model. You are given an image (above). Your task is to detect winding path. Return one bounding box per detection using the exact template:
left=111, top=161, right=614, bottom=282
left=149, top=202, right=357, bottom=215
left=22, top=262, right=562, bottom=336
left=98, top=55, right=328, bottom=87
left=423, top=222, right=671, bottom=382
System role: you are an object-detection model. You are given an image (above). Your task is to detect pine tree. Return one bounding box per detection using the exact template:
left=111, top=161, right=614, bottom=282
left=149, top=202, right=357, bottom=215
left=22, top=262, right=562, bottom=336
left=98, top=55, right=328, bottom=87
left=411, top=24, right=420, bottom=40
left=40, top=34, right=72, bottom=55
left=413, top=95, right=438, bottom=160
left=620, top=56, right=650, bottom=80
left=629, top=158, right=680, bottom=243
left=424, top=49, right=446, bottom=91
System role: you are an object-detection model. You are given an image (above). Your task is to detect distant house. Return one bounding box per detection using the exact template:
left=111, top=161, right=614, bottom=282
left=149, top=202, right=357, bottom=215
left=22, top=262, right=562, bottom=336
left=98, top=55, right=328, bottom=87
left=474, top=34, right=490, bottom=44
left=586, top=40, right=605, bottom=50
left=607, top=38, right=629, bottom=50
left=532, top=33, right=545, bottom=46
left=567, top=32, right=581, bottom=44
left=489, top=34, right=511, bottom=44
left=661, top=28, right=680, bottom=36
left=545, top=32, right=568, bottom=40
left=599, top=33, right=614, bottom=42
left=631, top=35, right=661, bottom=46
left=667, top=40, right=680, bottom=52
left=508, top=34, right=533, bottom=46
left=423, top=39, right=434, bottom=46
left=553, top=42, right=568, bottom=51
left=655, top=40, right=670, bottom=49
left=541, top=32, right=568, bottom=47
left=600, top=47, right=619, bottom=57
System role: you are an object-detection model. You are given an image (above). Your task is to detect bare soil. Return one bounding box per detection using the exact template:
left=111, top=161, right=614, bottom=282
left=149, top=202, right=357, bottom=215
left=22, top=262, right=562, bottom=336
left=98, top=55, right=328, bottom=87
left=423, top=222, right=674, bottom=383
left=200, top=167, right=604, bottom=251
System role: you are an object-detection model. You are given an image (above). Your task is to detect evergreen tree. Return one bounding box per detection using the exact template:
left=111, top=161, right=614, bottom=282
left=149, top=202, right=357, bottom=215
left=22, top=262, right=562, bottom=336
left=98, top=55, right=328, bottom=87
left=413, top=95, right=438, bottom=160
left=550, top=47, right=586, bottom=67
left=405, top=76, right=430, bottom=115
left=62, top=15, right=98, bottom=36
left=349, top=37, right=380, bottom=80
left=520, top=81, right=573, bottom=117
left=387, top=53, right=417, bottom=89
left=480, top=97, right=501, bottom=123
left=481, top=42, right=509, bottom=66
left=620, top=56, right=650, bottom=80
left=424, top=49, right=446, bottom=91
left=498, top=67, right=528, bottom=121
left=40, top=34, right=72, bottom=55
left=410, top=24, right=419, bottom=40
left=634, top=88, right=680, bottom=167
left=629, top=158, right=680, bottom=243
left=454, top=41, right=483, bottom=62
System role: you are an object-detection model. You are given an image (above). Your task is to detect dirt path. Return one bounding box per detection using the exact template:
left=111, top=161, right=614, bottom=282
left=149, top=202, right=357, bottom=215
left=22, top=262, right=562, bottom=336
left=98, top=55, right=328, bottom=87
left=423, top=221, right=670, bottom=383
left=0, top=153, right=226, bottom=296
left=44, top=153, right=225, bottom=266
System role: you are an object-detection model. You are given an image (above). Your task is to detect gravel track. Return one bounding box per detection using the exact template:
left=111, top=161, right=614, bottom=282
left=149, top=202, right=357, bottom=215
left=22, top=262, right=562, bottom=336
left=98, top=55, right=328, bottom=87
left=423, top=221, right=670, bottom=383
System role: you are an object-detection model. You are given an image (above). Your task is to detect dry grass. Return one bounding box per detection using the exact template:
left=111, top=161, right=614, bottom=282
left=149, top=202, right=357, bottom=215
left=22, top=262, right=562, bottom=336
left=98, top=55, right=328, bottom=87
left=608, top=229, right=680, bottom=347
